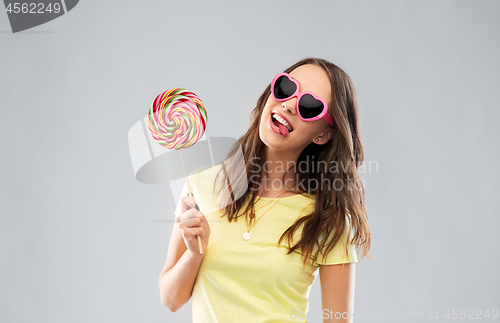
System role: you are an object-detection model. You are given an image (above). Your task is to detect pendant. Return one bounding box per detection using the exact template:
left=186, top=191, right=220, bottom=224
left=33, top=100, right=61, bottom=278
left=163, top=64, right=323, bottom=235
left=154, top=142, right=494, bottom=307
left=243, top=231, right=252, bottom=240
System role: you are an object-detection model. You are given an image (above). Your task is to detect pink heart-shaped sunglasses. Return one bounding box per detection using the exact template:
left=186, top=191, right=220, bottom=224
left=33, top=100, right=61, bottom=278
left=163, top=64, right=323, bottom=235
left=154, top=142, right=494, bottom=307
left=271, top=72, right=334, bottom=127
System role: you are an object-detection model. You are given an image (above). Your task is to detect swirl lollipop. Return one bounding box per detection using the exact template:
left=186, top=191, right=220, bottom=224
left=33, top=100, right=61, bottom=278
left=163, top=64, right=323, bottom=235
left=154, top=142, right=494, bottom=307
left=148, top=88, right=207, bottom=150
left=147, top=88, right=207, bottom=254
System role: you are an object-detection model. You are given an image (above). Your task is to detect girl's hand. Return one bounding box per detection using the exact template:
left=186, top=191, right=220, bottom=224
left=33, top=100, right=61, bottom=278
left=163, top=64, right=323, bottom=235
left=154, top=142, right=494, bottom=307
left=176, top=195, right=210, bottom=257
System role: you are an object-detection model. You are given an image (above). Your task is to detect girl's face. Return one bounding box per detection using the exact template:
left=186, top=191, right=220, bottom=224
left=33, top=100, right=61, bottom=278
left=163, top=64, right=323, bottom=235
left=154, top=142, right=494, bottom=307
left=259, top=64, right=334, bottom=153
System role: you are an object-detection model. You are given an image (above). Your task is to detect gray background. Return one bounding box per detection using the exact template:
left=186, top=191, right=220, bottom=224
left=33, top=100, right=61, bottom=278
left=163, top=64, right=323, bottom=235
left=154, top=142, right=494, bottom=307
left=1, top=0, right=499, bottom=322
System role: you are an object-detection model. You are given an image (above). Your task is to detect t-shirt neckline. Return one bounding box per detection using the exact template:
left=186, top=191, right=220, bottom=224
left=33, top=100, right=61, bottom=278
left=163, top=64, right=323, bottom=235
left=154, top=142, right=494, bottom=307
left=248, top=192, right=315, bottom=201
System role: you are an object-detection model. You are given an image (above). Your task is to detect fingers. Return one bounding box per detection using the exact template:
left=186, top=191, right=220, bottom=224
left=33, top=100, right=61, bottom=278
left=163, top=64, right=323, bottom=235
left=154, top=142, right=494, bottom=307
left=180, top=226, right=205, bottom=239
left=180, top=196, right=195, bottom=211
left=180, top=196, right=200, bottom=212
left=177, top=209, right=206, bottom=239
left=177, top=208, right=205, bottom=221
left=178, top=213, right=204, bottom=226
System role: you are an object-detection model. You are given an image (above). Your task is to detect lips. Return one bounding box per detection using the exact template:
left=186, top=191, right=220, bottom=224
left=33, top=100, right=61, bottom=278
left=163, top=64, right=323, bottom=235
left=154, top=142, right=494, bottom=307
left=269, top=114, right=282, bottom=135
left=272, top=111, right=294, bottom=130
left=269, top=112, right=293, bottom=137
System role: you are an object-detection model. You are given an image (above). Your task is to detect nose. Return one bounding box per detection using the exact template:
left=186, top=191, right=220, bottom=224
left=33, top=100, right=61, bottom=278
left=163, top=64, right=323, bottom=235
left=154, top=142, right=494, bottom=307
left=281, top=99, right=297, bottom=115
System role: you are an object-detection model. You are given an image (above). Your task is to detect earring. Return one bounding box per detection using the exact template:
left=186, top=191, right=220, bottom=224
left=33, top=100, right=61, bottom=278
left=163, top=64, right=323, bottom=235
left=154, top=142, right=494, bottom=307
left=315, top=138, right=319, bottom=142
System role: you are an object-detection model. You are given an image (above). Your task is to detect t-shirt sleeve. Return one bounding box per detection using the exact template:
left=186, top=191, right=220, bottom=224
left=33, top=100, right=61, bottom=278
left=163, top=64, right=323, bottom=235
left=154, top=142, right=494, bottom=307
left=173, top=165, right=211, bottom=219
left=173, top=180, right=189, bottom=219
left=314, top=218, right=358, bottom=266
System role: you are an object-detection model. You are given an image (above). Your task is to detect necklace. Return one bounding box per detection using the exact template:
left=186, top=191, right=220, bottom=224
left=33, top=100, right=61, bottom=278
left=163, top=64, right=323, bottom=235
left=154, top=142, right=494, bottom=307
left=243, top=190, right=288, bottom=241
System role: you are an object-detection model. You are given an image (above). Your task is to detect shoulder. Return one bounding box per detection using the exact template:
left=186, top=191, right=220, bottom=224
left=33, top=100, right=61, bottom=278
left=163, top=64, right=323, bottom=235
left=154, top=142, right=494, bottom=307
left=190, top=164, right=223, bottom=185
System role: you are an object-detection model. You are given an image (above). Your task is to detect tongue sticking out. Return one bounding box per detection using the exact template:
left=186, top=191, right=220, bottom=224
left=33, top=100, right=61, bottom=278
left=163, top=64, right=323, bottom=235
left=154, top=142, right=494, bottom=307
left=277, top=122, right=289, bottom=137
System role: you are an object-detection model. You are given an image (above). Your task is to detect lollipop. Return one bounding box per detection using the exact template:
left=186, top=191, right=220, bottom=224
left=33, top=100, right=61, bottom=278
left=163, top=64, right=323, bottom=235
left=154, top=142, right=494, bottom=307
left=148, top=88, right=207, bottom=150
left=147, top=88, right=207, bottom=254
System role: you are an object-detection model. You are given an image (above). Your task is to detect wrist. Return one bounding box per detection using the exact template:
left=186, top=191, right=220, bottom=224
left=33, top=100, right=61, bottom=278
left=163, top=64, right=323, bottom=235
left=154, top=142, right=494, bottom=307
left=187, top=249, right=205, bottom=261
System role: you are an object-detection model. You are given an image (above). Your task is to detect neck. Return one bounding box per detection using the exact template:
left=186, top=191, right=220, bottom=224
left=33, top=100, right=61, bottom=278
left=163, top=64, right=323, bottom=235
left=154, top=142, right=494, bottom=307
left=256, top=146, right=301, bottom=196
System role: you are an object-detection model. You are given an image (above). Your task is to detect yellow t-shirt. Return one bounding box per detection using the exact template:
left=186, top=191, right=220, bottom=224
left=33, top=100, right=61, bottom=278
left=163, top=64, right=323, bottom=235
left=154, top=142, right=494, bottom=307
left=174, top=164, right=358, bottom=323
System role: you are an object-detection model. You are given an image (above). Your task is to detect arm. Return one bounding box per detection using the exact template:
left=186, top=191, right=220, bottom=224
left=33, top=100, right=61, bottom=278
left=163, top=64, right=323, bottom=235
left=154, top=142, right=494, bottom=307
left=159, top=196, right=209, bottom=312
left=319, top=262, right=356, bottom=322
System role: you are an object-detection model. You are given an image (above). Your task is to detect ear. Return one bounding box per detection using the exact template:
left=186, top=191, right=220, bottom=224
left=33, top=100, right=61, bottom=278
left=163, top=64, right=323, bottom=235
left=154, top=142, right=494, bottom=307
left=314, top=128, right=333, bottom=144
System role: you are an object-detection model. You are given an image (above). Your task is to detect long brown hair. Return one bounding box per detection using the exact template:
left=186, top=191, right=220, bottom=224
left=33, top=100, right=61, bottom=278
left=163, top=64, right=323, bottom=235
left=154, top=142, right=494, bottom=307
left=213, top=57, right=371, bottom=268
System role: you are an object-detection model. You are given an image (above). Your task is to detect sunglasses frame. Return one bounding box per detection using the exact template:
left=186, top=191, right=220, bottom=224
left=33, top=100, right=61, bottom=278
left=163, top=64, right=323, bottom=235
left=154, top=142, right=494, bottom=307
left=271, top=72, right=334, bottom=127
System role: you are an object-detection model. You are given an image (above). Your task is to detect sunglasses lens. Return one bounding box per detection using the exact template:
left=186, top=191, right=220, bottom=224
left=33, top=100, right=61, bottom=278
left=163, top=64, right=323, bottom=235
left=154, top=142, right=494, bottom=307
left=273, top=75, right=296, bottom=99
left=298, top=94, right=325, bottom=119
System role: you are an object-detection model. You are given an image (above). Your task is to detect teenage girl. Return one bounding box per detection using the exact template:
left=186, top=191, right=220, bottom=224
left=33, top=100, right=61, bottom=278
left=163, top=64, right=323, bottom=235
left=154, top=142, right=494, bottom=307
left=159, top=57, right=371, bottom=323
